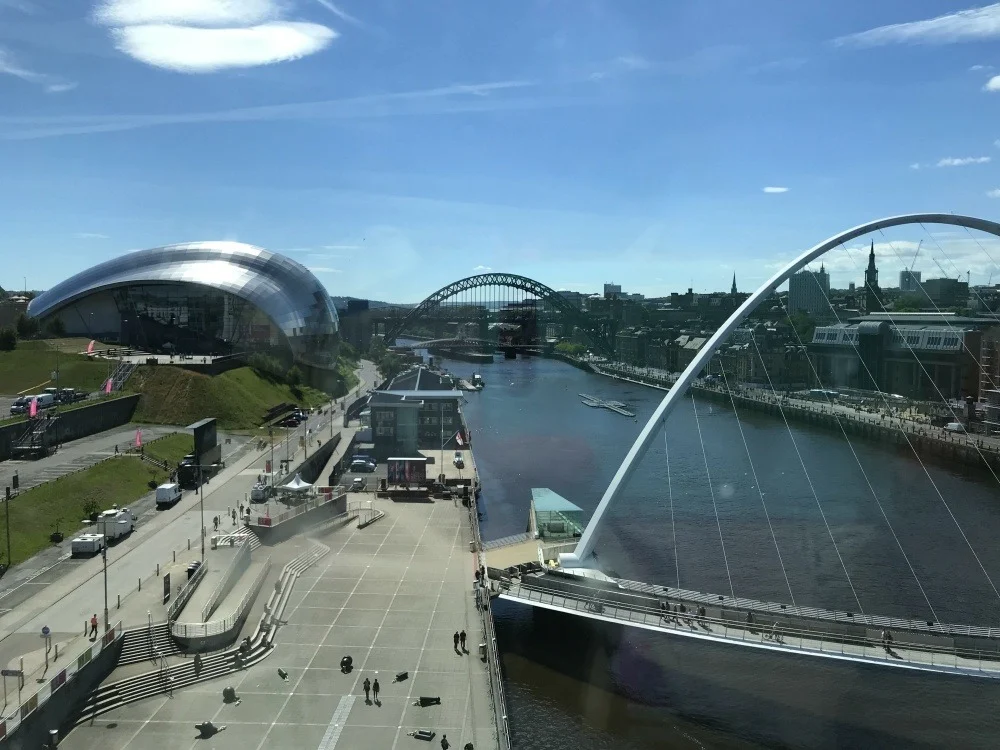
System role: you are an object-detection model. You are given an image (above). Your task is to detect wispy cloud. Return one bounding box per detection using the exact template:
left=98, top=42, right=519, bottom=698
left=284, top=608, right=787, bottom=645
left=472, top=265, right=493, bottom=272
left=75, top=232, right=109, bottom=239
left=988, top=189, right=1000, bottom=198
left=910, top=162, right=921, bottom=170
left=93, top=0, right=337, bottom=73
left=322, top=244, right=361, bottom=251
left=985, top=75, right=1000, bottom=92
left=0, top=48, right=75, bottom=92
left=313, top=0, right=363, bottom=27
left=747, top=57, right=808, bottom=74
left=937, top=156, right=991, bottom=167
left=308, top=266, right=342, bottom=274
left=834, top=3, right=1000, bottom=47
left=762, top=186, right=789, bottom=194
left=0, top=78, right=543, bottom=139
left=970, top=64, right=995, bottom=71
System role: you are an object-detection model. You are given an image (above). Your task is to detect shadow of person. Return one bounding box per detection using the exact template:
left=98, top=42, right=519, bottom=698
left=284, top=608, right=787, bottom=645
left=375, top=699, right=382, bottom=707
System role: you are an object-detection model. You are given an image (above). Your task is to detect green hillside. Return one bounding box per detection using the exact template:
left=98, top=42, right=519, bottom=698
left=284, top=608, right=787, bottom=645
left=0, top=340, right=111, bottom=395
left=127, top=366, right=332, bottom=429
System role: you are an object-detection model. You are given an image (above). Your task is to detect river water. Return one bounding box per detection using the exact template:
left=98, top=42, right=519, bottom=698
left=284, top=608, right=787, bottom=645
left=429, top=351, right=1000, bottom=749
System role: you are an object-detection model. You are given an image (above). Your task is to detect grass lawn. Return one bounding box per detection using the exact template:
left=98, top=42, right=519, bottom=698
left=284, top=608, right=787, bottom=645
left=0, top=340, right=111, bottom=395
left=0, top=457, right=175, bottom=566
left=140, top=432, right=192, bottom=465
left=127, top=366, right=332, bottom=430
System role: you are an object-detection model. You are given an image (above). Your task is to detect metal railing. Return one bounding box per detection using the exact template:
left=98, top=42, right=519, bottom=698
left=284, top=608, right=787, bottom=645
left=250, top=488, right=346, bottom=528
left=201, top=540, right=251, bottom=621
left=0, top=621, right=123, bottom=740
left=171, top=558, right=271, bottom=640
left=469, top=498, right=512, bottom=749
left=166, top=561, right=207, bottom=622
left=501, top=577, right=1000, bottom=675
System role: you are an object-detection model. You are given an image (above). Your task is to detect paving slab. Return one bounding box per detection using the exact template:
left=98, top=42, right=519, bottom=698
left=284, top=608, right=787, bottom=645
left=59, top=494, right=500, bottom=750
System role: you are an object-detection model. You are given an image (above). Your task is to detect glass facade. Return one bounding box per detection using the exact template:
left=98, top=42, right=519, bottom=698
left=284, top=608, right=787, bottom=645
left=27, top=241, right=340, bottom=367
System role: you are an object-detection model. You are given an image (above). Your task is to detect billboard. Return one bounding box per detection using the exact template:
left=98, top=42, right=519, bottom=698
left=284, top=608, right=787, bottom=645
left=187, top=418, right=222, bottom=466
left=387, top=458, right=427, bottom=485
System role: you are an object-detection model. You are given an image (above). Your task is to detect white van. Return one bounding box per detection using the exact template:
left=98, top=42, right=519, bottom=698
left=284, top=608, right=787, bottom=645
left=155, top=483, right=182, bottom=507
left=71, top=533, right=105, bottom=556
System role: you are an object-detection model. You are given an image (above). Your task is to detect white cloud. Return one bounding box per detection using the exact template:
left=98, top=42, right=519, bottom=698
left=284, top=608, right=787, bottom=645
left=307, top=266, right=342, bottom=274
left=615, top=54, right=650, bottom=70
left=472, top=265, right=493, bottom=272
left=834, top=3, right=1000, bottom=47
left=111, top=23, right=336, bottom=73
left=313, top=0, right=363, bottom=27
left=910, top=162, right=921, bottom=170
left=95, top=0, right=278, bottom=27
left=988, top=189, right=1000, bottom=198
left=762, top=186, right=789, bottom=193
left=936, top=156, right=991, bottom=166
left=75, top=232, right=109, bottom=239
left=985, top=75, right=1000, bottom=91
left=94, top=0, right=336, bottom=73
left=0, top=49, right=76, bottom=92
left=322, top=244, right=360, bottom=250
left=995, top=139, right=1000, bottom=148
left=970, top=64, right=995, bottom=71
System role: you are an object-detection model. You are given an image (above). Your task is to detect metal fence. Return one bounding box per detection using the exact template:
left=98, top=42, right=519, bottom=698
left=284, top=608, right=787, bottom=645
left=502, top=577, right=1000, bottom=675
left=0, top=621, right=123, bottom=741
left=171, top=558, right=271, bottom=640
left=251, top=488, right=346, bottom=528
left=469, top=500, right=512, bottom=749
left=166, top=560, right=207, bottom=622
left=201, top=540, right=251, bottom=622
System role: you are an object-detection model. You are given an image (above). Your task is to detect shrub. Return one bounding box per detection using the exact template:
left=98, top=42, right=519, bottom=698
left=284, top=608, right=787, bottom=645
left=0, top=328, right=15, bottom=351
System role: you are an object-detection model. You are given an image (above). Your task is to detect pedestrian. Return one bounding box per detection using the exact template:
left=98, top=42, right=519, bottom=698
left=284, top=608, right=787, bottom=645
left=90, top=613, right=98, bottom=638
left=231, top=508, right=237, bottom=524
left=459, top=630, right=466, bottom=651
left=441, top=734, right=450, bottom=750
left=114, top=444, right=118, bottom=455
left=453, top=631, right=460, bottom=651
left=240, top=504, right=245, bottom=517
left=363, top=677, right=371, bottom=703
left=372, top=677, right=380, bottom=702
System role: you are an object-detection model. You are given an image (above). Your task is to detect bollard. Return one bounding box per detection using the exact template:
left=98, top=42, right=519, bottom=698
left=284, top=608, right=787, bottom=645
left=139, top=577, right=141, bottom=591
left=188, top=538, right=191, bottom=551
left=83, top=621, right=87, bottom=637
left=117, top=594, right=120, bottom=609
left=173, top=550, right=176, bottom=563
left=157, top=563, right=160, bottom=577
left=55, top=643, right=58, bottom=660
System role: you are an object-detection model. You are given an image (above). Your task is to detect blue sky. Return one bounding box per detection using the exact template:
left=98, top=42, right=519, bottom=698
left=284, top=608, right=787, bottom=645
left=2, top=1, right=1000, bottom=302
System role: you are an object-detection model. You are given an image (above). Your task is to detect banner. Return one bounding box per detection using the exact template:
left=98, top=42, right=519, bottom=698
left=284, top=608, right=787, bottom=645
left=135, top=429, right=142, bottom=448
left=28, top=398, right=37, bottom=418
left=104, top=378, right=113, bottom=394
left=87, top=340, right=95, bottom=354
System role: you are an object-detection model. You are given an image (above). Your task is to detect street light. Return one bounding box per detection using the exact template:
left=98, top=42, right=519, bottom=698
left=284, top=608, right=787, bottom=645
left=101, top=514, right=109, bottom=631
left=199, top=466, right=206, bottom=560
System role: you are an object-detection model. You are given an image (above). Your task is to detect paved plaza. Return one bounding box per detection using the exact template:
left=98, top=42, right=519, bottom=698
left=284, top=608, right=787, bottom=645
left=61, top=496, right=497, bottom=750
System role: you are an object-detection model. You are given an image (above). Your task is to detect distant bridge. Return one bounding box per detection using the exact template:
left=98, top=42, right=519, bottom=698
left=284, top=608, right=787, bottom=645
left=382, top=272, right=616, bottom=357
left=391, top=337, right=545, bottom=352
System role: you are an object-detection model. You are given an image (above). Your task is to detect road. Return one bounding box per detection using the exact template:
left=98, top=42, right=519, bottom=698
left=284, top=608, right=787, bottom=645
left=0, top=360, right=380, bottom=646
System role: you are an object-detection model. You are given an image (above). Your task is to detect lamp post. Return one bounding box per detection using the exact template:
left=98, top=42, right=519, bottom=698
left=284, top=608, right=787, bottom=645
left=269, top=428, right=274, bottom=492
left=199, top=465, right=205, bottom=560
left=101, top=514, right=109, bottom=631
left=304, top=415, right=309, bottom=459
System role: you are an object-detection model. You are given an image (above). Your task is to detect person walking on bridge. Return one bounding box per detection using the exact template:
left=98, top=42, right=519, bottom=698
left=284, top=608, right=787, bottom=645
left=363, top=677, right=371, bottom=703
left=459, top=630, right=467, bottom=652
left=453, top=631, right=460, bottom=652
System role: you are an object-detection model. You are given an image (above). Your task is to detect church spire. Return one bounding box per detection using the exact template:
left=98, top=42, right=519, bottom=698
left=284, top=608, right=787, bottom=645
left=731, top=273, right=737, bottom=296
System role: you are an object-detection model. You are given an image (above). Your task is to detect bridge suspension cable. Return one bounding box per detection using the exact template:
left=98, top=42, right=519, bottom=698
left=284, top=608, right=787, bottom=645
left=691, top=392, right=736, bottom=601
left=663, top=428, right=680, bottom=589
left=716, top=357, right=797, bottom=607
left=746, top=332, right=867, bottom=616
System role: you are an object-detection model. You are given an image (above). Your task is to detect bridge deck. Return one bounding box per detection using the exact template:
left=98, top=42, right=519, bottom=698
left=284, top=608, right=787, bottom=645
left=496, top=574, right=1000, bottom=680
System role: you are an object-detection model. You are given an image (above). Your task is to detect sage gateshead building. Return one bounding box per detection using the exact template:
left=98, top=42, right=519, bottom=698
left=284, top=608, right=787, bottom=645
left=26, top=241, right=341, bottom=387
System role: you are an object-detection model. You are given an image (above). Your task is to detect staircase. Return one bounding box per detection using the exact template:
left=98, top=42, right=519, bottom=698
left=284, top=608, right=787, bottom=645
left=66, top=540, right=329, bottom=728
left=217, top=527, right=262, bottom=552
left=117, top=623, right=183, bottom=667
left=108, top=360, right=137, bottom=392
left=11, top=415, right=59, bottom=459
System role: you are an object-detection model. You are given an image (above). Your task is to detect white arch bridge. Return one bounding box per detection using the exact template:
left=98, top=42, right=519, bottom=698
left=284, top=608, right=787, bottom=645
left=482, top=213, right=1000, bottom=680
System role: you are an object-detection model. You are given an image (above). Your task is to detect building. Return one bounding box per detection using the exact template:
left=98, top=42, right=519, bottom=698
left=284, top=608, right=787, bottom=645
left=899, top=270, right=922, bottom=292
left=368, top=366, right=465, bottom=457
left=788, top=266, right=831, bottom=316
left=26, top=241, right=341, bottom=387
left=864, top=242, right=882, bottom=313
left=919, top=278, right=969, bottom=307
left=337, top=299, right=375, bottom=352
left=808, top=313, right=997, bottom=400
left=603, top=283, right=622, bottom=298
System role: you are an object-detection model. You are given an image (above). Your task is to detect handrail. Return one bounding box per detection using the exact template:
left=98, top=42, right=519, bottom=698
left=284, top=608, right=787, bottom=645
left=250, top=488, right=346, bottom=528
left=0, top=621, right=123, bottom=739
left=469, top=497, right=512, bottom=749
left=166, top=561, right=207, bottom=621
left=201, top=540, right=251, bottom=621
left=503, top=577, right=1000, bottom=671
left=171, top=558, right=272, bottom=640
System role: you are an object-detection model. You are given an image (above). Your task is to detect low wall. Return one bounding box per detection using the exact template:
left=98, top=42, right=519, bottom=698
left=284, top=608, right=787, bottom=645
left=289, top=432, right=341, bottom=485
left=201, top=542, right=251, bottom=621
left=5, top=627, right=124, bottom=750
left=541, top=351, right=597, bottom=373
left=254, top=494, right=348, bottom=545
left=0, top=395, right=140, bottom=461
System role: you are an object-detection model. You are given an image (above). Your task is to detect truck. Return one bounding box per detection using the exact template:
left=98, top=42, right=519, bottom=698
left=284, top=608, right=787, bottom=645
left=95, top=506, right=136, bottom=541
left=155, top=483, right=182, bottom=507
left=71, top=533, right=105, bottom=557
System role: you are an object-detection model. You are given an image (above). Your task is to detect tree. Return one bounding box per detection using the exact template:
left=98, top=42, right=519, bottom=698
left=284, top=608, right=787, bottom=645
left=787, top=311, right=816, bottom=343
left=285, top=365, right=303, bottom=386
left=555, top=341, right=586, bottom=357
left=893, top=294, right=925, bottom=312
left=0, top=327, right=15, bottom=351
left=15, top=313, right=38, bottom=340
left=46, top=317, right=66, bottom=338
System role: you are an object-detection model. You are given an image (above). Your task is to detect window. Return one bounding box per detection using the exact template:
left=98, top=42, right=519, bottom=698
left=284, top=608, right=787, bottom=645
left=906, top=335, right=920, bottom=345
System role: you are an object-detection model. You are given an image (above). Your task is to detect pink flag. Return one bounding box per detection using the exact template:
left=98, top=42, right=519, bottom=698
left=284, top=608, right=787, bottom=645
left=135, top=429, right=142, bottom=448
left=455, top=432, right=464, bottom=447
left=104, top=379, right=113, bottom=394
left=87, top=340, right=95, bottom=354
left=28, top=398, right=37, bottom=418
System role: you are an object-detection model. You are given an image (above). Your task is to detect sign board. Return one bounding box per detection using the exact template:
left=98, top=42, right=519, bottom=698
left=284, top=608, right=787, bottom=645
left=0, top=669, right=22, bottom=677
left=163, top=572, right=171, bottom=604
left=41, top=626, right=50, bottom=637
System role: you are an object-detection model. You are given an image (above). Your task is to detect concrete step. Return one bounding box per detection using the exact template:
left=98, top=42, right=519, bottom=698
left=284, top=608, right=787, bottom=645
left=118, top=623, right=182, bottom=666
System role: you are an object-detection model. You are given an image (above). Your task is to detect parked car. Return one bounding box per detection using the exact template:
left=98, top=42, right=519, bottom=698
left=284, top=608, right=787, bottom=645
left=350, top=459, right=376, bottom=473
left=453, top=451, right=465, bottom=469
left=351, top=477, right=367, bottom=492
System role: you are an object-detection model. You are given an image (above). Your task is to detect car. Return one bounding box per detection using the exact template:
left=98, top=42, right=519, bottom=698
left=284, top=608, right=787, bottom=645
left=453, top=451, right=465, bottom=469
left=350, top=459, right=376, bottom=473
left=351, top=477, right=366, bottom=492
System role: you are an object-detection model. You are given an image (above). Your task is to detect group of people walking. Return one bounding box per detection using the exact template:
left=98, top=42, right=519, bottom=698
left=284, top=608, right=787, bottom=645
left=453, top=630, right=468, bottom=653
left=362, top=676, right=380, bottom=703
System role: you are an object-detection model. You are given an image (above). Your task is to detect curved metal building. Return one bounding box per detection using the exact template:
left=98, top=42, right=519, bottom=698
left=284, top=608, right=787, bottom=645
left=27, top=241, right=339, bottom=368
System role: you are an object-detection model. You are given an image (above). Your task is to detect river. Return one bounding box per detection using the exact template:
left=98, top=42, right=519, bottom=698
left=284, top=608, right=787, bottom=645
left=427, top=350, right=1000, bottom=749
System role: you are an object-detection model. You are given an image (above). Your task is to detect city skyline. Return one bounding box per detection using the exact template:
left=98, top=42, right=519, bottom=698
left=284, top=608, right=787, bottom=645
left=4, top=2, right=1000, bottom=299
